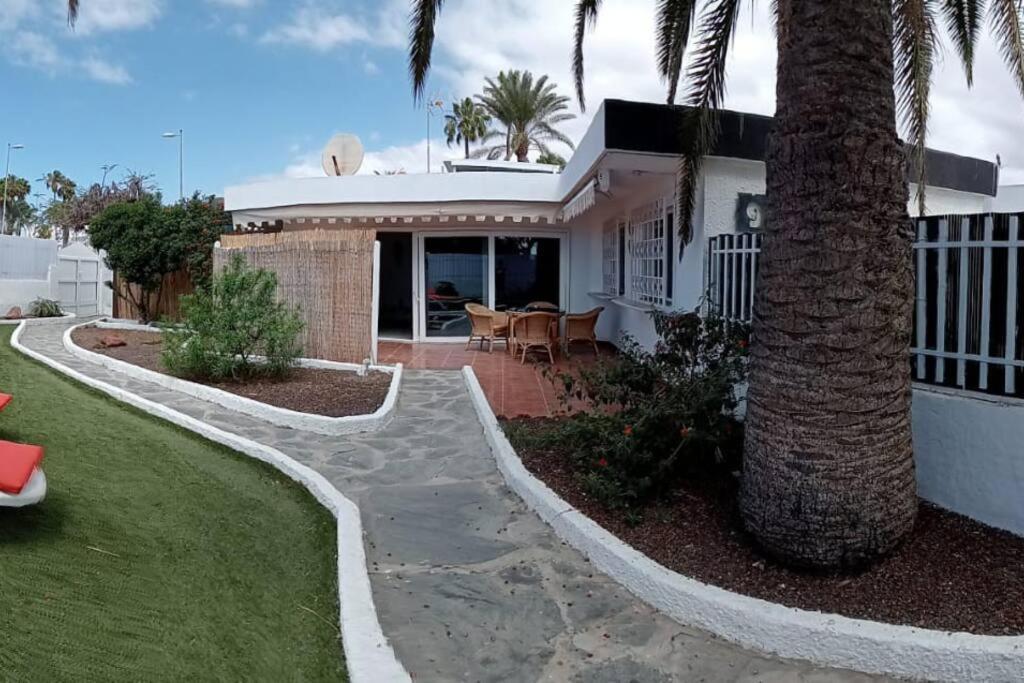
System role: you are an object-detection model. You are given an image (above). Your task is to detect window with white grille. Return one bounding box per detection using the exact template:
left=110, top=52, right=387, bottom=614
left=628, top=198, right=673, bottom=307
left=602, top=219, right=624, bottom=296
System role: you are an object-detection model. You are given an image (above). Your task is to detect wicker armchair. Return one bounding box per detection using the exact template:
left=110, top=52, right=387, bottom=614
left=465, top=303, right=509, bottom=352
left=515, top=311, right=559, bottom=364
left=564, top=306, right=604, bottom=356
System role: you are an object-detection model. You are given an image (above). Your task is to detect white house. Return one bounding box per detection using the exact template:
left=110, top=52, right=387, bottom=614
left=224, top=99, right=999, bottom=349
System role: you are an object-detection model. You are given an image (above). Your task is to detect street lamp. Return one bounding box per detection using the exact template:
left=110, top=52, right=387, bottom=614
left=425, top=97, right=444, bottom=173
left=162, top=129, right=183, bottom=202
left=2, top=143, right=25, bottom=235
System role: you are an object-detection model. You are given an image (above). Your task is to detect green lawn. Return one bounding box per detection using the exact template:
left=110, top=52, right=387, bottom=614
left=0, top=327, right=345, bottom=681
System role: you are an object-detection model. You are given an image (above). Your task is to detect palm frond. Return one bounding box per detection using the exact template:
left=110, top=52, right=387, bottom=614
left=989, top=0, right=1024, bottom=97
left=572, top=0, right=602, bottom=110
left=676, top=0, right=743, bottom=250
left=656, top=0, right=698, bottom=104
left=68, top=0, right=79, bottom=27
left=940, top=0, right=984, bottom=85
left=894, top=0, right=938, bottom=216
left=409, top=0, right=445, bottom=101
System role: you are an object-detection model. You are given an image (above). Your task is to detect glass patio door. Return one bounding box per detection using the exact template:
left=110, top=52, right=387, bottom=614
left=493, top=237, right=561, bottom=311
left=423, top=236, right=488, bottom=338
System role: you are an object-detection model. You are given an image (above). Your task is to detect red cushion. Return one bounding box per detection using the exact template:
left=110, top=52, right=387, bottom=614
left=0, top=394, right=11, bottom=412
left=0, top=441, right=43, bottom=494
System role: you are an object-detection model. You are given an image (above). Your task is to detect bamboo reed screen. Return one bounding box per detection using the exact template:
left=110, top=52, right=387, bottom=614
left=215, top=229, right=376, bottom=363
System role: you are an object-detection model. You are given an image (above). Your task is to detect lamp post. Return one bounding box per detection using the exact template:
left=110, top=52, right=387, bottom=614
left=425, top=97, right=444, bottom=173
left=161, top=129, right=183, bottom=202
left=2, top=143, right=25, bottom=235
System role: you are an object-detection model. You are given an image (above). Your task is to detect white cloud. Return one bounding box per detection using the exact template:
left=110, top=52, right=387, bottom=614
left=82, top=57, right=133, bottom=85
left=260, top=6, right=370, bottom=52
left=67, top=0, right=161, bottom=34
left=363, top=57, right=380, bottom=75
left=228, top=22, right=249, bottom=38
left=206, top=0, right=256, bottom=8
left=0, top=0, right=39, bottom=32
left=9, top=32, right=62, bottom=73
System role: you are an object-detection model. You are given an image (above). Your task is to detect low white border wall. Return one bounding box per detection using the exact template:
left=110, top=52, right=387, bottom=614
left=913, top=384, right=1024, bottom=537
left=10, top=321, right=410, bottom=683
left=63, top=320, right=402, bottom=436
left=461, top=366, right=1024, bottom=682
left=0, top=312, right=76, bottom=326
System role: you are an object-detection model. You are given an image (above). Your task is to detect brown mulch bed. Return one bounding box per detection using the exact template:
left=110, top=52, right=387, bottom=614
left=71, top=326, right=391, bottom=418
left=502, top=416, right=1024, bottom=636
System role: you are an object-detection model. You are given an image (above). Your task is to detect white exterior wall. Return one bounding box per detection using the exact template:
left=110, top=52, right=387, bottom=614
left=909, top=184, right=991, bottom=215
left=912, top=386, right=1024, bottom=535
left=571, top=160, right=995, bottom=351
left=989, top=184, right=1024, bottom=212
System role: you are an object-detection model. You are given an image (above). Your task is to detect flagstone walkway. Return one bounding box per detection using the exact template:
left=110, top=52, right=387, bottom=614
left=17, top=321, right=891, bottom=683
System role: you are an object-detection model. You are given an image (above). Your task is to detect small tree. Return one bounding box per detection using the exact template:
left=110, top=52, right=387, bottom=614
left=166, top=193, right=229, bottom=288
left=89, top=198, right=180, bottom=323
left=162, top=255, right=304, bottom=381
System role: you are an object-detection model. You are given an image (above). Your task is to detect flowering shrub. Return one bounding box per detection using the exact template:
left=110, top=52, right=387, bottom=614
left=547, top=309, right=749, bottom=510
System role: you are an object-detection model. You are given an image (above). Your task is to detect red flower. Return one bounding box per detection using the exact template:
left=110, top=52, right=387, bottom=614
left=596, top=458, right=609, bottom=468
left=623, top=425, right=633, bottom=436
left=737, top=339, right=748, bottom=349
left=679, top=427, right=690, bottom=438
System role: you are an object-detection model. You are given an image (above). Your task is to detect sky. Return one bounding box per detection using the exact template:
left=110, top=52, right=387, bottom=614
left=1, top=0, right=1022, bottom=205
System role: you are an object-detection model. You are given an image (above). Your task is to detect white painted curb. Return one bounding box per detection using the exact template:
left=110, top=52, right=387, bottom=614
left=11, top=321, right=411, bottom=683
left=0, top=312, right=76, bottom=326
left=461, top=366, right=1024, bottom=683
left=62, top=320, right=402, bottom=436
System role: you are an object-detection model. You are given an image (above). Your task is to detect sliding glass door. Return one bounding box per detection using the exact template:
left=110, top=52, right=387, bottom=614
left=423, top=236, right=488, bottom=338
left=494, top=237, right=561, bottom=311
left=417, top=233, right=565, bottom=340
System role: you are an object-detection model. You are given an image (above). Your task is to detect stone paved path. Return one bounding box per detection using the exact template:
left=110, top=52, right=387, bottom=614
left=17, top=322, right=895, bottom=683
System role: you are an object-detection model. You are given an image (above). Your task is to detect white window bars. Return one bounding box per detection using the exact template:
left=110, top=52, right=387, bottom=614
left=628, top=198, right=672, bottom=307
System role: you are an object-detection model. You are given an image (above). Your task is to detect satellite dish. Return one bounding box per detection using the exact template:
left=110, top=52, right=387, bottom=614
left=321, top=134, right=364, bottom=176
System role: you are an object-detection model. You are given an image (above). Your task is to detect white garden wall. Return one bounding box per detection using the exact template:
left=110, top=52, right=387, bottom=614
left=912, top=386, right=1024, bottom=536
left=0, top=237, right=112, bottom=315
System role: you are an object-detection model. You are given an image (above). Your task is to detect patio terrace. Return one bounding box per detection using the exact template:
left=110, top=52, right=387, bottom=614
left=377, top=340, right=615, bottom=418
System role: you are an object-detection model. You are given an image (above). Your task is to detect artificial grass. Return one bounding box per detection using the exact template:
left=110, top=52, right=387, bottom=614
left=0, top=327, right=345, bottom=681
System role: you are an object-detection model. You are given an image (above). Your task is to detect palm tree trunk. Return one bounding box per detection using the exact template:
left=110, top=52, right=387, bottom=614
left=465, top=137, right=470, bottom=159
left=740, top=0, right=917, bottom=569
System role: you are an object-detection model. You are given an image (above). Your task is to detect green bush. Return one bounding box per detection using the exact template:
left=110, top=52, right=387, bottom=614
left=162, top=255, right=304, bottom=381
left=27, top=298, right=63, bottom=318
left=546, top=310, right=749, bottom=511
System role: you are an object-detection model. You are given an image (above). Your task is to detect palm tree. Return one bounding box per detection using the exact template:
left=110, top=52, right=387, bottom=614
left=444, top=97, right=492, bottom=158
left=43, top=170, right=78, bottom=246
left=410, top=0, right=1024, bottom=569
left=474, top=70, right=576, bottom=162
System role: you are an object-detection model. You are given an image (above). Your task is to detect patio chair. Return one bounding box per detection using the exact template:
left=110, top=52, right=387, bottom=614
left=564, top=307, right=604, bottom=357
left=515, top=312, right=559, bottom=364
left=465, top=303, right=509, bottom=353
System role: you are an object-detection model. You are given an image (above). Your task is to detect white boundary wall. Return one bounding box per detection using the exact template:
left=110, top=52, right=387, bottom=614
left=913, top=385, right=1024, bottom=536
left=0, top=237, right=112, bottom=315
left=10, top=320, right=410, bottom=683
left=461, top=366, right=1024, bottom=682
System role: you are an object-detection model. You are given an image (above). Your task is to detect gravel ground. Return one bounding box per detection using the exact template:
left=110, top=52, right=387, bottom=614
left=71, top=326, right=391, bottom=418
left=503, top=416, right=1024, bottom=636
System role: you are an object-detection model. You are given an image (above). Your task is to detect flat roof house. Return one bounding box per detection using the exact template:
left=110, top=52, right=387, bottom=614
left=224, top=99, right=999, bottom=360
